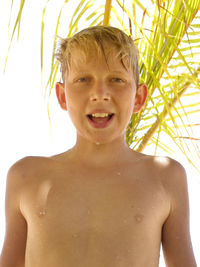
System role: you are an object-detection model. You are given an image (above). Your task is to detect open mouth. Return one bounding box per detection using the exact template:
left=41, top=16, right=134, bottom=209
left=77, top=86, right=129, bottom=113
left=87, top=113, right=114, bottom=122
left=87, top=113, right=114, bottom=127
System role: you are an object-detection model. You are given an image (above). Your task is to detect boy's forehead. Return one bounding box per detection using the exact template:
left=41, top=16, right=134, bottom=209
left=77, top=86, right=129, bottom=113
left=68, top=45, right=130, bottom=74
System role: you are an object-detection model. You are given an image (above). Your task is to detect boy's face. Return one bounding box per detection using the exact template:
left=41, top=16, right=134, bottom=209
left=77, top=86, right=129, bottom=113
left=56, top=46, right=147, bottom=145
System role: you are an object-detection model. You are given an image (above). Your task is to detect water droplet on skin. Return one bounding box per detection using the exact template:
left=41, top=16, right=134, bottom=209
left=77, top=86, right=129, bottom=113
left=39, top=210, right=46, bottom=216
left=95, top=142, right=100, bottom=145
left=117, top=172, right=121, bottom=175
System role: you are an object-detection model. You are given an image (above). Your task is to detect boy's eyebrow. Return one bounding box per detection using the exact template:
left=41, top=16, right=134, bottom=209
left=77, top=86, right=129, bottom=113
left=107, top=69, right=132, bottom=78
left=71, top=69, right=130, bottom=75
left=69, top=70, right=90, bottom=76
left=109, top=70, right=129, bottom=75
left=69, top=71, right=131, bottom=81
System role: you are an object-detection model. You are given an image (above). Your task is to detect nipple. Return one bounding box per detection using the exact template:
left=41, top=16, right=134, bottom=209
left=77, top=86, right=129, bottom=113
left=135, top=214, right=144, bottom=223
left=72, top=233, right=79, bottom=238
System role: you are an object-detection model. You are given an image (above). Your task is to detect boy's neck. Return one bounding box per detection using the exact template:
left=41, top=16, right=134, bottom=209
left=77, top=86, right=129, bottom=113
left=68, top=136, right=139, bottom=167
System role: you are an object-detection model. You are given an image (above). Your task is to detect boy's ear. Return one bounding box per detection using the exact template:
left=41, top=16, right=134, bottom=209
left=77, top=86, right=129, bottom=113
left=56, top=82, right=67, bottom=110
left=133, top=84, right=148, bottom=113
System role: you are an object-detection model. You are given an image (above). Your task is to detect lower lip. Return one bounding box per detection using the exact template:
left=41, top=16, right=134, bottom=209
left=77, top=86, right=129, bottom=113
left=87, top=115, right=114, bottom=128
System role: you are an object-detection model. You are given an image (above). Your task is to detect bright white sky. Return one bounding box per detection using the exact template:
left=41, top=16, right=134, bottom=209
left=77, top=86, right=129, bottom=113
left=0, top=1, right=200, bottom=266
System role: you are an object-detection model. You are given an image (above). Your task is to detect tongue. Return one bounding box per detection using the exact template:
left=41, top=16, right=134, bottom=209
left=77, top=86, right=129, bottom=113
left=91, top=116, right=110, bottom=124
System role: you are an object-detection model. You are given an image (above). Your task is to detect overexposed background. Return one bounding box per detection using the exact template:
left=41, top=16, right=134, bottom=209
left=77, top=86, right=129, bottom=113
left=0, top=1, right=200, bottom=266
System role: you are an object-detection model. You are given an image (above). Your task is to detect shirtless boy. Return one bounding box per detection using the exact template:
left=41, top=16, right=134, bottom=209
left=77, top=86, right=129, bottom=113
left=0, top=26, right=197, bottom=267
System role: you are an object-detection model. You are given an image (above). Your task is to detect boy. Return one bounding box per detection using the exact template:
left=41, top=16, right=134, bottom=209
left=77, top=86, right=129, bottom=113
left=0, top=26, right=197, bottom=267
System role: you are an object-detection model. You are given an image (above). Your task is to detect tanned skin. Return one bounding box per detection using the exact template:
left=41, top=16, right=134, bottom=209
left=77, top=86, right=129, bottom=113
left=0, top=48, right=196, bottom=267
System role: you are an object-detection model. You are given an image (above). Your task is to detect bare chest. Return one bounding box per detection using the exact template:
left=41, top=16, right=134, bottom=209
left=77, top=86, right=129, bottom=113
left=22, top=169, right=169, bottom=266
left=25, top=171, right=166, bottom=225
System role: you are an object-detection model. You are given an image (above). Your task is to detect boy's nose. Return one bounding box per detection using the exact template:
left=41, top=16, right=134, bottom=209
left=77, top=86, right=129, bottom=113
left=90, top=82, right=111, bottom=102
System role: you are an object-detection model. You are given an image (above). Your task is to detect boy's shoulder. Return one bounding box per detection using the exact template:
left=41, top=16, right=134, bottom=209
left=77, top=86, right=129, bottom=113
left=9, top=152, right=185, bottom=171
left=8, top=153, right=186, bottom=176
left=141, top=153, right=184, bottom=170
left=136, top=153, right=187, bottom=185
left=7, top=153, right=187, bottom=191
left=8, top=155, right=53, bottom=175
left=6, top=155, right=65, bottom=202
left=141, top=154, right=187, bottom=193
left=7, top=152, right=73, bottom=181
left=6, top=156, right=57, bottom=187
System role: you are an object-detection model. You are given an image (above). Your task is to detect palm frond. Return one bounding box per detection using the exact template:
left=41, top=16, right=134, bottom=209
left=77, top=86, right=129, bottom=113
left=126, top=0, right=200, bottom=162
left=4, top=0, right=26, bottom=71
left=103, top=0, right=113, bottom=25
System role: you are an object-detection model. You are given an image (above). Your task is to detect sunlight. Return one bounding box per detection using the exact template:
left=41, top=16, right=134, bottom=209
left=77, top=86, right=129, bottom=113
left=154, top=156, right=170, bottom=167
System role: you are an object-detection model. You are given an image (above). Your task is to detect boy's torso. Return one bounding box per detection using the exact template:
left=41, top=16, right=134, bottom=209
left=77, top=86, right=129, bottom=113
left=20, top=154, right=170, bottom=267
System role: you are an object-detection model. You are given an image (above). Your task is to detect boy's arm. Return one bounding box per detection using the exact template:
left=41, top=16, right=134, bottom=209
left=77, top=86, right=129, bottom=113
left=162, top=160, right=197, bottom=267
left=0, top=162, right=27, bottom=267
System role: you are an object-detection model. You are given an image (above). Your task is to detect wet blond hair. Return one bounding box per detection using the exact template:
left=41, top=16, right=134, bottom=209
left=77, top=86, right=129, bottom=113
left=55, top=26, right=140, bottom=87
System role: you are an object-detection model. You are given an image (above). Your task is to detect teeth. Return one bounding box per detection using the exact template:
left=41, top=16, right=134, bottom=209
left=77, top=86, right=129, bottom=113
left=92, top=113, right=109, bottom=118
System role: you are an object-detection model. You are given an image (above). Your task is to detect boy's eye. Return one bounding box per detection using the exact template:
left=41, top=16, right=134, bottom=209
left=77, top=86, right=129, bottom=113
left=112, top=78, right=124, bottom=83
left=77, top=77, right=87, bottom=82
